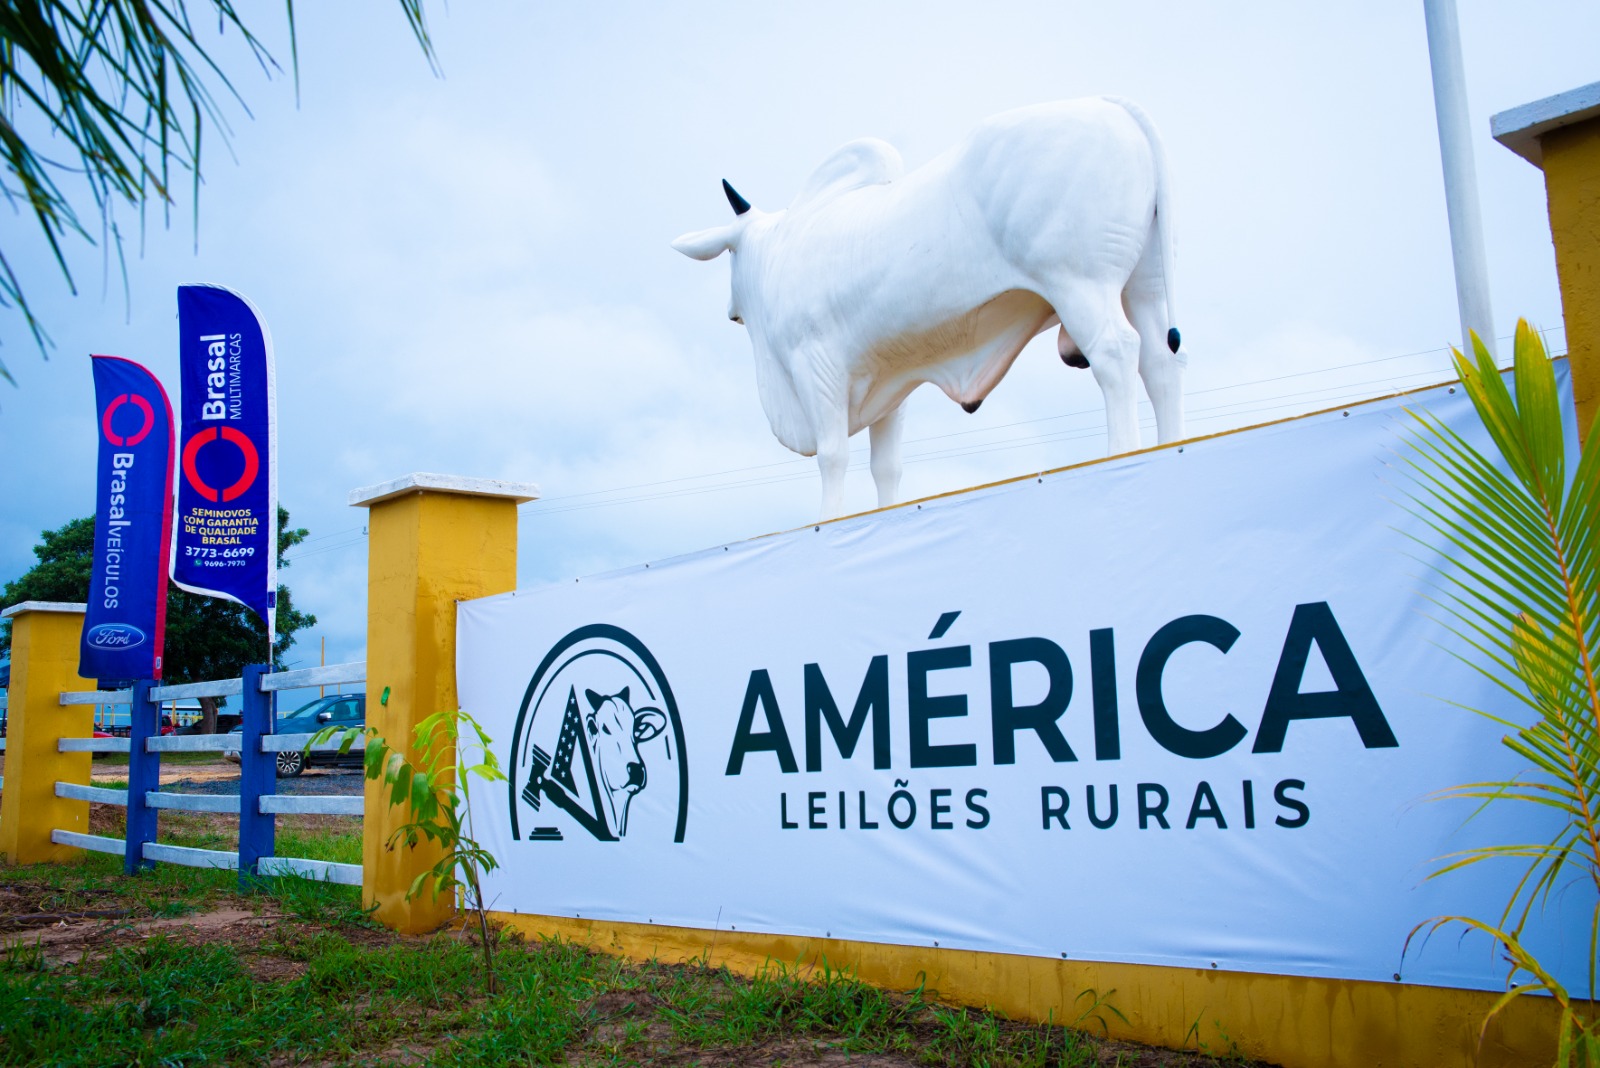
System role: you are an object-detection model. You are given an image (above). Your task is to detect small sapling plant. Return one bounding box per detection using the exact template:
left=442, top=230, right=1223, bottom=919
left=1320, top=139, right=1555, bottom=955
left=310, top=707, right=507, bottom=992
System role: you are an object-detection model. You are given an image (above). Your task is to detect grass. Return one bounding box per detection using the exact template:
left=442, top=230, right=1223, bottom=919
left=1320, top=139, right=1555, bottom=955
left=278, top=824, right=363, bottom=865
left=1, top=761, right=1262, bottom=1066
left=70, top=752, right=365, bottom=866
left=0, top=852, right=236, bottom=920
left=83, top=798, right=363, bottom=864
left=0, top=856, right=1269, bottom=1068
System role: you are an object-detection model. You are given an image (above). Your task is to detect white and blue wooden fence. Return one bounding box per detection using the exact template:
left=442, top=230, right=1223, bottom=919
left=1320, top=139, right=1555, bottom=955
left=43, top=661, right=365, bottom=889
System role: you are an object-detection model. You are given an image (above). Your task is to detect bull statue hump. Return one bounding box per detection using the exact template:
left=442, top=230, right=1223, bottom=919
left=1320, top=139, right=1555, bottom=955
left=672, top=97, right=1188, bottom=520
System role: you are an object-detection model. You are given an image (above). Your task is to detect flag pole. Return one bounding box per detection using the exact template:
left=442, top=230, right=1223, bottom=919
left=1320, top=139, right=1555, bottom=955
left=1423, top=0, right=1496, bottom=357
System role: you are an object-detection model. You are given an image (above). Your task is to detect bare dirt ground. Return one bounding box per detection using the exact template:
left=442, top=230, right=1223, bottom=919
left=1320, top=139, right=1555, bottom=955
left=0, top=897, right=277, bottom=966
left=0, top=753, right=358, bottom=785
left=1, top=752, right=359, bottom=787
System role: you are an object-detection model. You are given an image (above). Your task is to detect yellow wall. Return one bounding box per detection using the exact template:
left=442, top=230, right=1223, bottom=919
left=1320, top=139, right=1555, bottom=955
left=362, top=490, right=518, bottom=933
left=493, top=911, right=1562, bottom=1068
left=0, top=608, right=93, bottom=864
left=1541, top=118, right=1600, bottom=440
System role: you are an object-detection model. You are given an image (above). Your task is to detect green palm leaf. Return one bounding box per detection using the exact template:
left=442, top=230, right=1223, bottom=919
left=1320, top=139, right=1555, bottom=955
left=1403, top=318, right=1600, bottom=1060
left=0, top=2, right=436, bottom=379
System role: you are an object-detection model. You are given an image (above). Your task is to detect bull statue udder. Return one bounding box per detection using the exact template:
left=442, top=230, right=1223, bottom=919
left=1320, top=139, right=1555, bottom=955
left=672, top=97, right=1188, bottom=520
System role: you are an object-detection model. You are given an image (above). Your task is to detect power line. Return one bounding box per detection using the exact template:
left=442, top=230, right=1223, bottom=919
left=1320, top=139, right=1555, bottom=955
left=282, top=530, right=367, bottom=563
left=521, top=337, right=1542, bottom=519
left=278, top=330, right=1558, bottom=536
left=521, top=329, right=1510, bottom=508
left=520, top=330, right=1536, bottom=515
left=290, top=524, right=366, bottom=547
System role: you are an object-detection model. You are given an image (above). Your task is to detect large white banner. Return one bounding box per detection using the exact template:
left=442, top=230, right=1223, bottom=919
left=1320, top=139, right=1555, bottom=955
left=459, top=376, right=1590, bottom=993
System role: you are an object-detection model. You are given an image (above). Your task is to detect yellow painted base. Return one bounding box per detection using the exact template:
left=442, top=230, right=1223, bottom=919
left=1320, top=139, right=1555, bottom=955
left=0, top=609, right=92, bottom=865
left=1542, top=118, right=1600, bottom=442
left=362, top=490, right=519, bottom=934
left=491, top=911, right=1565, bottom=1068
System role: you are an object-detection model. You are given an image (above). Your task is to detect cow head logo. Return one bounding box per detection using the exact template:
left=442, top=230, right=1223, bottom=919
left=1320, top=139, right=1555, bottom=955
left=509, top=625, right=686, bottom=844
left=583, top=687, right=666, bottom=837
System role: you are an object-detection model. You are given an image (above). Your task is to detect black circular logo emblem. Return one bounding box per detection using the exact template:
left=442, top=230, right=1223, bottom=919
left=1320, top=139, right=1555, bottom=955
left=508, top=624, right=687, bottom=843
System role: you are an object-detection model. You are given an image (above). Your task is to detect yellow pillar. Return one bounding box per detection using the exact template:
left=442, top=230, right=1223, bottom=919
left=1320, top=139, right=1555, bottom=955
left=1542, top=122, right=1600, bottom=438
left=1493, top=82, right=1600, bottom=439
left=0, top=602, right=94, bottom=864
left=351, top=474, right=538, bottom=933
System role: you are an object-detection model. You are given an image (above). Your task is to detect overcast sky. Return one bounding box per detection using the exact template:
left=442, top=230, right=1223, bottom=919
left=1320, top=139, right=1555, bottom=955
left=1, top=2, right=1596, bottom=670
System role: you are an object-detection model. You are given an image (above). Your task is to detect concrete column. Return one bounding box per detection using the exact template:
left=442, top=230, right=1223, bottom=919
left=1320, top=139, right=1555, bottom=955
left=350, top=474, right=538, bottom=933
left=1541, top=122, right=1600, bottom=439
left=1493, top=82, right=1600, bottom=440
left=0, top=603, right=93, bottom=864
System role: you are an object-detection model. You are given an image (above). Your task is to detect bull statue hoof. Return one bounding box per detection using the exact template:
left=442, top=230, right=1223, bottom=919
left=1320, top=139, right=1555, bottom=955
left=672, top=97, right=1188, bottom=521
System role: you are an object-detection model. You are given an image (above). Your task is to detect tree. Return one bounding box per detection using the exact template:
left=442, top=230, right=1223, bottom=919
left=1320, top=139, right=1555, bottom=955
left=0, top=516, right=96, bottom=620
left=1, top=506, right=317, bottom=727
left=1403, top=321, right=1599, bottom=1062
left=0, top=2, right=436, bottom=379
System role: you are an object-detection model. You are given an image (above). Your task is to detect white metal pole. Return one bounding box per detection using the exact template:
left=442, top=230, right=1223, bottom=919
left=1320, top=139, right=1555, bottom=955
left=1423, top=0, right=1496, bottom=358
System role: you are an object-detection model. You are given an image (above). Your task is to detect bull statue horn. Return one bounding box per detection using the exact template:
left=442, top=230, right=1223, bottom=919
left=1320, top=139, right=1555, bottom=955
left=722, top=179, right=752, bottom=216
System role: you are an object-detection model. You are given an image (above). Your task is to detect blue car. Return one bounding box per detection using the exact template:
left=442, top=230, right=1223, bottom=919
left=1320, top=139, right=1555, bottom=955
left=225, top=693, right=366, bottom=777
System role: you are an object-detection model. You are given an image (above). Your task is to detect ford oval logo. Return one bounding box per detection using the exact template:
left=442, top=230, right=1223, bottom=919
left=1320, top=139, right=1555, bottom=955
left=87, top=623, right=147, bottom=649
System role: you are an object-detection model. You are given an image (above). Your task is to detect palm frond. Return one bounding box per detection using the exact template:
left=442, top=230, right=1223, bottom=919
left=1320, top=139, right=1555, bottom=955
left=0, top=1, right=437, bottom=380
left=1403, top=319, right=1600, bottom=1050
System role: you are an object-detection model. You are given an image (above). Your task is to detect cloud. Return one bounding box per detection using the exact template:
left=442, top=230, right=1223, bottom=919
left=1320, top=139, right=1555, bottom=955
left=4, top=1, right=1597, bottom=679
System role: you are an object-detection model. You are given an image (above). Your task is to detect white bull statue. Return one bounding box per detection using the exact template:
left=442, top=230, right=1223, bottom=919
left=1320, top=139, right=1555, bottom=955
left=672, top=97, right=1188, bottom=520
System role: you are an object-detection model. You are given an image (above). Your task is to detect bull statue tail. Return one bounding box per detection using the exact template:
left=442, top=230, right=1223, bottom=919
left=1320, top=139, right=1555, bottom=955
left=1105, top=96, right=1181, bottom=357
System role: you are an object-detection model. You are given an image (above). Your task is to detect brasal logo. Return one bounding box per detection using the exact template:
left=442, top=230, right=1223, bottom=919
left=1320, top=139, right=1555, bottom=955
left=508, top=624, right=687, bottom=843
left=101, top=393, right=155, bottom=446
left=181, top=425, right=260, bottom=502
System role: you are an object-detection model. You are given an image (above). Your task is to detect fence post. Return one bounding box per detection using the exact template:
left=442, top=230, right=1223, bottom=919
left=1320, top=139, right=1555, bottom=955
left=0, top=602, right=92, bottom=865
left=350, top=474, right=537, bottom=933
left=236, top=663, right=275, bottom=889
left=123, top=679, right=161, bottom=874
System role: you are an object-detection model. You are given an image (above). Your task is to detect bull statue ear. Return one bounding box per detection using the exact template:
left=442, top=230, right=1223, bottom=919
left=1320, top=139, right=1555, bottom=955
left=633, top=707, right=667, bottom=743
left=671, top=223, right=738, bottom=261
left=618, top=686, right=631, bottom=706
left=585, top=688, right=605, bottom=711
